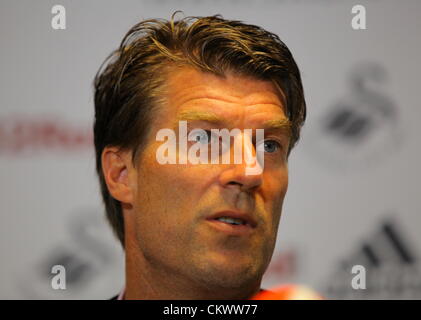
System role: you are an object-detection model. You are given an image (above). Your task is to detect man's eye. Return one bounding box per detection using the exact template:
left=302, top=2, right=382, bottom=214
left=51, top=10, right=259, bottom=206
left=262, top=140, right=281, bottom=153
left=190, top=129, right=212, bottom=144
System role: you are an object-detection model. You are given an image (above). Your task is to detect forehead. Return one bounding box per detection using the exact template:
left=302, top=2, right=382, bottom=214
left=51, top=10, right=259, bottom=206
left=156, top=66, right=287, bottom=127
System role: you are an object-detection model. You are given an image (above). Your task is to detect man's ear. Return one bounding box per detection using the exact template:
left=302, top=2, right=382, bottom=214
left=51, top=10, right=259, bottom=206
left=101, top=147, right=135, bottom=204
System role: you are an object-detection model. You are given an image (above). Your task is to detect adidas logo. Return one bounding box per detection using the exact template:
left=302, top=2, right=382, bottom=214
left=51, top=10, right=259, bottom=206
left=324, top=219, right=421, bottom=299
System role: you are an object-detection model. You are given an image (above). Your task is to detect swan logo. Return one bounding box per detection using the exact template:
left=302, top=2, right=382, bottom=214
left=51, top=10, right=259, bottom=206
left=305, top=62, right=403, bottom=171
left=15, top=210, right=123, bottom=299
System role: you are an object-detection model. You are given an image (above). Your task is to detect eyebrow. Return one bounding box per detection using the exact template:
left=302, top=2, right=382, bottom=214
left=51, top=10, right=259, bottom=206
left=176, top=110, right=292, bottom=136
left=261, top=119, right=292, bottom=138
left=177, top=110, right=225, bottom=124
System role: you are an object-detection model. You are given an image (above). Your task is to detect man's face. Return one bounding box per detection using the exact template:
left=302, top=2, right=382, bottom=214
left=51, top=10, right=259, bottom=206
left=127, top=67, right=290, bottom=292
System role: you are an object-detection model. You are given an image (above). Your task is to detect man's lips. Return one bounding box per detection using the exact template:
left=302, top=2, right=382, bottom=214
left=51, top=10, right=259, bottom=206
left=205, top=210, right=258, bottom=235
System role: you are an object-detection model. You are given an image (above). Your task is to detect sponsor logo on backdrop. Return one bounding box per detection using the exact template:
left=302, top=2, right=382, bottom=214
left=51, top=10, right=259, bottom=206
left=323, top=217, right=421, bottom=299
left=16, top=209, right=122, bottom=299
left=305, top=62, right=403, bottom=171
left=0, top=115, right=92, bottom=155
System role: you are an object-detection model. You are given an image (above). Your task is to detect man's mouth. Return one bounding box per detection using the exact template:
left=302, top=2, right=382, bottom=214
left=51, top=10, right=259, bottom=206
left=205, top=211, right=257, bottom=235
left=214, top=216, right=247, bottom=225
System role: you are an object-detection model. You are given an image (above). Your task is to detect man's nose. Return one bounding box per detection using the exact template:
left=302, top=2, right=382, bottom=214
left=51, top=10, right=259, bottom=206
left=218, top=131, right=263, bottom=192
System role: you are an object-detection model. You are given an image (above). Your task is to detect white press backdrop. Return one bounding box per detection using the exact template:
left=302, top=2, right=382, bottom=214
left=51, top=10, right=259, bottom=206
left=0, top=0, right=420, bottom=299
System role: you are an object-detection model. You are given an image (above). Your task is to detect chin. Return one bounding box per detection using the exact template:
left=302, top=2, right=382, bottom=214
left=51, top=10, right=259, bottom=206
left=195, top=258, right=264, bottom=290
